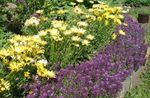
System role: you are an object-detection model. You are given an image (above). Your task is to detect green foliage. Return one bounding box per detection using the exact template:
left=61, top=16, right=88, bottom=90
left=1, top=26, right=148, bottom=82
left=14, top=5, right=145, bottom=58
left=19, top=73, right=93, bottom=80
left=125, top=0, right=150, bottom=6
left=0, top=29, right=13, bottom=49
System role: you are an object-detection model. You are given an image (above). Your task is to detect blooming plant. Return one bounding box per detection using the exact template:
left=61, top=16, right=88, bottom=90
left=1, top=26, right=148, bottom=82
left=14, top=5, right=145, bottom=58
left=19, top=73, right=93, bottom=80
left=0, top=35, right=55, bottom=97
left=22, top=1, right=125, bottom=68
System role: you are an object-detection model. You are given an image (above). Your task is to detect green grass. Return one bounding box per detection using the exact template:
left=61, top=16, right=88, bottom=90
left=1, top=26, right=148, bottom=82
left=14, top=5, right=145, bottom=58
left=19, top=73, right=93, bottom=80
left=125, top=59, right=150, bottom=98
left=125, top=6, right=150, bottom=98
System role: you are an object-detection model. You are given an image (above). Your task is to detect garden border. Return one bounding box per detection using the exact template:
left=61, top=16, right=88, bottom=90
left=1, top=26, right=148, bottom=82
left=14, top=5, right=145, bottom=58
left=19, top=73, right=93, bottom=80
left=117, top=46, right=150, bottom=98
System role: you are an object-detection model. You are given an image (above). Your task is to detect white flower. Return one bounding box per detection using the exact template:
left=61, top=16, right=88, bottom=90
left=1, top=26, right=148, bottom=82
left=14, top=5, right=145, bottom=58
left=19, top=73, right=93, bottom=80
left=33, top=35, right=40, bottom=39
left=76, top=0, right=84, bottom=3
left=38, top=59, right=48, bottom=66
left=77, top=21, right=88, bottom=27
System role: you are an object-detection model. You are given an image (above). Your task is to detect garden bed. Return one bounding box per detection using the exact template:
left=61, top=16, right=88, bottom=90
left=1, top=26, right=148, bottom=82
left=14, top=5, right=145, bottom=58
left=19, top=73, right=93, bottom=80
left=0, top=1, right=148, bottom=98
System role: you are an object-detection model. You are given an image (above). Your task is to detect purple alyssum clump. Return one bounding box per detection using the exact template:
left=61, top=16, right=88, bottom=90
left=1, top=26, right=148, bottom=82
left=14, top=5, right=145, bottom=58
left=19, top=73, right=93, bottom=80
left=24, top=16, right=148, bottom=98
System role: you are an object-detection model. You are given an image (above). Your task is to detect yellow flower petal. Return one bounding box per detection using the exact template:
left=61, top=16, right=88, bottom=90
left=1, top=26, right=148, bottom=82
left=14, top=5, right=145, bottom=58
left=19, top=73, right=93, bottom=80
left=112, top=33, right=117, bottom=40
left=119, top=30, right=126, bottom=35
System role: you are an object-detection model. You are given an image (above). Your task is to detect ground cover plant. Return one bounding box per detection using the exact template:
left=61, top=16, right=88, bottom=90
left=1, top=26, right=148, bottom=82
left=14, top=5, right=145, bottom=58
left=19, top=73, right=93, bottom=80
left=0, top=0, right=148, bottom=98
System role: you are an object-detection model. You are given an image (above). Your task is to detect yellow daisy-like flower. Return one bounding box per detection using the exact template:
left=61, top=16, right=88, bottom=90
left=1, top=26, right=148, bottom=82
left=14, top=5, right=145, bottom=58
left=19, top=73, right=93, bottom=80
left=9, top=62, right=22, bottom=72
left=86, top=34, right=95, bottom=40
left=24, top=16, right=40, bottom=27
left=36, top=64, right=55, bottom=79
left=36, top=10, right=44, bottom=14
left=51, top=20, right=64, bottom=28
left=76, top=0, right=84, bottom=3
left=47, top=28, right=60, bottom=36
left=63, top=30, right=72, bottom=35
left=24, top=72, right=30, bottom=78
left=57, top=9, right=67, bottom=14
left=70, top=27, right=86, bottom=35
left=123, top=23, right=128, bottom=26
left=77, top=21, right=88, bottom=27
left=119, top=30, right=126, bottom=35
left=46, top=70, right=56, bottom=78
left=72, top=36, right=81, bottom=42
left=72, top=43, right=80, bottom=47
left=38, top=30, right=47, bottom=36
left=0, top=79, right=10, bottom=92
left=82, top=39, right=90, bottom=46
left=112, top=33, right=117, bottom=40
left=74, top=6, right=83, bottom=14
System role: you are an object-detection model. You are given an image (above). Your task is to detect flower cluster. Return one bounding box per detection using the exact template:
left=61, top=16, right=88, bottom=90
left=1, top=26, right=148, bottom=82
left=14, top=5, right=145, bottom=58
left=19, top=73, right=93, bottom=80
left=0, top=79, right=10, bottom=92
left=0, top=35, right=55, bottom=80
left=24, top=10, right=44, bottom=27
left=38, top=20, right=94, bottom=47
left=24, top=16, right=147, bottom=98
left=88, top=2, right=124, bottom=25
left=24, top=16, right=40, bottom=27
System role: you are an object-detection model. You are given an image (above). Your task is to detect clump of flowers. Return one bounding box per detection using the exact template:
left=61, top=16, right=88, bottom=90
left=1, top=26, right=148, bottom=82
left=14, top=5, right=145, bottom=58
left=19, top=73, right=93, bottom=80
left=38, top=19, right=95, bottom=67
left=0, top=35, right=55, bottom=93
left=88, top=2, right=124, bottom=25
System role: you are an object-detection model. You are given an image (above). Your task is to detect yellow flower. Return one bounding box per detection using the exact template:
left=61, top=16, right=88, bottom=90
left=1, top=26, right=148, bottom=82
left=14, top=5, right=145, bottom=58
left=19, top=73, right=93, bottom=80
left=59, top=24, right=68, bottom=31
left=70, top=2, right=76, bottom=6
left=36, top=10, right=44, bottom=14
left=76, top=0, right=84, bottom=3
left=51, top=20, right=64, bottom=28
left=119, top=30, right=126, bottom=35
left=24, top=16, right=40, bottom=27
left=86, top=34, right=95, bottom=40
left=46, top=70, right=56, bottom=78
left=72, top=43, right=80, bottom=47
left=118, top=15, right=124, bottom=19
left=9, top=62, right=22, bottom=72
left=70, top=27, right=86, bottom=35
left=72, top=36, right=81, bottom=42
left=0, top=79, right=10, bottom=92
left=36, top=65, right=55, bottom=78
left=89, top=1, right=94, bottom=4
left=115, top=19, right=122, bottom=25
left=105, top=20, right=109, bottom=25
left=47, top=28, right=60, bottom=36
left=63, top=30, right=72, bottom=35
left=74, top=6, right=83, bottom=14
left=123, top=23, right=128, bottom=26
left=0, top=49, right=10, bottom=58
left=57, top=9, right=67, bottom=14
left=97, top=16, right=102, bottom=21
left=77, top=21, right=88, bottom=27
left=112, top=33, right=117, bottom=40
left=24, top=72, right=30, bottom=78
left=38, top=30, right=47, bottom=36
left=82, top=39, right=90, bottom=46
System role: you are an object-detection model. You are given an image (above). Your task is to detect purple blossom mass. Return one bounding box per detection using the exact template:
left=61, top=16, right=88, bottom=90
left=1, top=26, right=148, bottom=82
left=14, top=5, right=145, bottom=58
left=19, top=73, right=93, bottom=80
left=24, top=16, right=148, bottom=98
